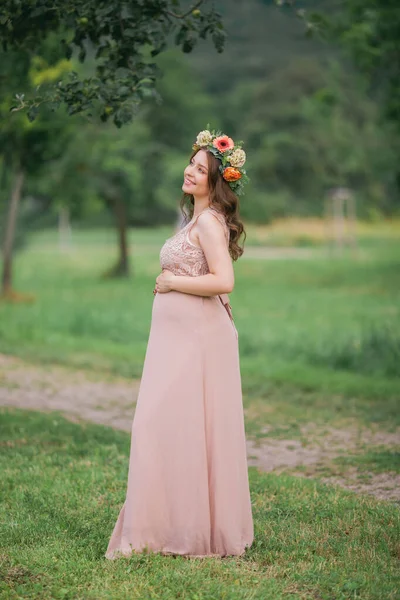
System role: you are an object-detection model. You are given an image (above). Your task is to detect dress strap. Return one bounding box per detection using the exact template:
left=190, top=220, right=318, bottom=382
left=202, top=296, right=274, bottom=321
left=218, top=294, right=238, bottom=339
left=218, top=293, right=231, bottom=308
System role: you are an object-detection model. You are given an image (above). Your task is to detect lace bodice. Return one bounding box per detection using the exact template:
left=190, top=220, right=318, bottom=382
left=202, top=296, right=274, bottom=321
left=159, top=207, right=230, bottom=277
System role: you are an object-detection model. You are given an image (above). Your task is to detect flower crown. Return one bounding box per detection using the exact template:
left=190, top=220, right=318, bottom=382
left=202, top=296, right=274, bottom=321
left=192, top=127, right=249, bottom=196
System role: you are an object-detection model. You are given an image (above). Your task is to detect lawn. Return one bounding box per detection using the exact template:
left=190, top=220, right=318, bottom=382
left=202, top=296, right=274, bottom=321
left=1, top=220, right=399, bottom=420
left=1, top=407, right=399, bottom=600
left=0, top=219, right=399, bottom=598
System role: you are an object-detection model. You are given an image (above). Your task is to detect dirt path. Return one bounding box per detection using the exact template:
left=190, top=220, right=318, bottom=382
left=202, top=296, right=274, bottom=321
left=1, top=353, right=399, bottom=504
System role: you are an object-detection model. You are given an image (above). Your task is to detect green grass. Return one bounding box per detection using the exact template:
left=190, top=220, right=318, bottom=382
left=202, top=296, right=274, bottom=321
left=1, top=225, right=399, bottom=598
left=333, top=449, right=400, bottom=474
left=1, top=407, right=399, bottom=600
left=1, top=226, right=399, bottom=433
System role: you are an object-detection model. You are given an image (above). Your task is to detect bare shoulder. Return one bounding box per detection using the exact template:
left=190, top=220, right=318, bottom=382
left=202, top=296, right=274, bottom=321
left=196, top=210, right=223, bottom=232
left=198, top=208, right=227, bottom=229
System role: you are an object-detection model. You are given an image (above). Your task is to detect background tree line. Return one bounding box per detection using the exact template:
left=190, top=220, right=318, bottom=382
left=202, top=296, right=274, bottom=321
left=1, top=0, right=399, bottom=289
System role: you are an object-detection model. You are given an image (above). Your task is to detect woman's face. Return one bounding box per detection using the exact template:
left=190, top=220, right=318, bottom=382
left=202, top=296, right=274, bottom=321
left=182, top=149, right=209, bottom=198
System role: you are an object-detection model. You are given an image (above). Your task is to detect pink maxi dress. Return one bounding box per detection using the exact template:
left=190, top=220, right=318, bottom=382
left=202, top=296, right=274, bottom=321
left=105, top=206, right=254, bottom=559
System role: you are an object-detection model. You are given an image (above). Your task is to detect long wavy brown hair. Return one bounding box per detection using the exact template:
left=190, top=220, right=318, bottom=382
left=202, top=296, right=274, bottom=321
left=179, top=148, right=246, bottom=261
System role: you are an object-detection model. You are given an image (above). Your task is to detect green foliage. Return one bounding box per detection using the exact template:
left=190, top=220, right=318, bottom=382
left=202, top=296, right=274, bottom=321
left=278, top=0, right=400, bottom=192
left=2, top=0, right=400, bottom=230
left=0, top=0, right=226, bottom=127
left=0, top=38, right=80, bottom=265
left=177, top=0, right=399, bottom=220
left=273, top=323, right=400, bottom=378
left=0, top=51, right=68, bottom=171
left=234, top=56, right=397, bottom=220
left=320, top=0, right=400, bottom=132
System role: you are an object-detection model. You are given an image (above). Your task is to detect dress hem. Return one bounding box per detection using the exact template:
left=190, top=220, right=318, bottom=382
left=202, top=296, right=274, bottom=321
left=105, top=544, right=252, bottom=561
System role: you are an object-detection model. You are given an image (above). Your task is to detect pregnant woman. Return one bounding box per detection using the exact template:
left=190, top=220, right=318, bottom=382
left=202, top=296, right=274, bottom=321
left=105, top=128, right=253, bottom=559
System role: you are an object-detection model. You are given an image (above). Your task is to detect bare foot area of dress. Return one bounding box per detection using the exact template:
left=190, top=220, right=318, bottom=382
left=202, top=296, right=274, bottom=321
left=0, top=353, right=399, bottom=503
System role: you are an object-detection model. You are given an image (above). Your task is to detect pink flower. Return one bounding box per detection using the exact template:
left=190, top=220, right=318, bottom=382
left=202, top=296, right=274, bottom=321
left=213, top=135, right=234, bottom=153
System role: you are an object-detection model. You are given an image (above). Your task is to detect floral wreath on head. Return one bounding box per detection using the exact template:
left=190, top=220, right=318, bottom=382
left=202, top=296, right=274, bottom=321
left=192, top=126, right=249, bottom=196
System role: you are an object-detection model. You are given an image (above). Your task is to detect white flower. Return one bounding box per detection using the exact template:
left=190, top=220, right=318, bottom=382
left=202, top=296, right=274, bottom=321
left=228, top=147, right=246, bottom=168
left=196, top=130, right=213, bottom=146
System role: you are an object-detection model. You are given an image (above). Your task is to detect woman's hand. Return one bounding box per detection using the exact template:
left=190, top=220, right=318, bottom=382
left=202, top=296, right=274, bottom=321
left=155, top=269, right=176, bottom=293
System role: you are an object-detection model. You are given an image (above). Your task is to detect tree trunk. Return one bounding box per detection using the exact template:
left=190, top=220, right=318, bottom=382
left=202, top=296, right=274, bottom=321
left=58, top=205, right=72, bottom=252
left=1, top=169, right=25, bottom=295
left=102, top=195, right=130, bottom=278
left=115, top=196, right=130, bottom=276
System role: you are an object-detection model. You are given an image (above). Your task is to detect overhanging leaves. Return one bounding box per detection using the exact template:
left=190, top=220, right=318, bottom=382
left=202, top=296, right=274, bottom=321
left=0, top=0, right=226, bottom=127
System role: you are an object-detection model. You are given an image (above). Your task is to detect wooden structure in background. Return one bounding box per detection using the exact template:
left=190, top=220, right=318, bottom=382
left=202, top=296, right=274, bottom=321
left=324, top=187, right=357, bottom=254
left=58, top=206, right=72, bottom=252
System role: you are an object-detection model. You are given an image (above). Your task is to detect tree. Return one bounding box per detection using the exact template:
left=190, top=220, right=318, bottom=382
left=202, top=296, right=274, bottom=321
left=61, top=49, right=214, bottom=277
left=0, top=0, right=226, bottom=127
left=0, top=46, right=74, bottom=298
left=278, top=0, right=400, bottom=190
left=0, top=1, right=227, bottom=292
left=231, top=55, right=396, bottom=222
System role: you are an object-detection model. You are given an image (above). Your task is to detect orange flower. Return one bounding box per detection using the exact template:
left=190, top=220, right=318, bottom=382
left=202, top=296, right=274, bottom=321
left=223, top=167, right=242, bottom=182
left=213, top=135, right=234, bottom=153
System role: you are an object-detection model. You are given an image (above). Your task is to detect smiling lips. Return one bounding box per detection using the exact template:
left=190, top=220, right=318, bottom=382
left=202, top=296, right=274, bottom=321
left=184, top=177, right=195, bottom=186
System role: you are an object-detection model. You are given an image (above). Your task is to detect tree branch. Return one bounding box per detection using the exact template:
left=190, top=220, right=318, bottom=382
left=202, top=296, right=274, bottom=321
left=164, top=0, right=204, bottom=20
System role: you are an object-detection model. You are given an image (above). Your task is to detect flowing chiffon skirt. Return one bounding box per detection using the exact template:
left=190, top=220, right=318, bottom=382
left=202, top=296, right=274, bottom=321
left=105, top=290, right=254, bottom=559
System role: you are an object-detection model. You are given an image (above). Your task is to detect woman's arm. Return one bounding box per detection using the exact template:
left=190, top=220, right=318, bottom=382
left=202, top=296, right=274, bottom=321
left=171, top=271, right=232, bottom=296
left=157, top=211, right=234, bottom=297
